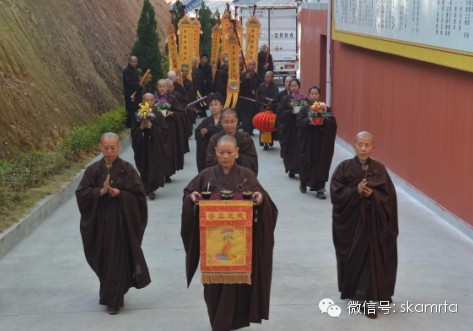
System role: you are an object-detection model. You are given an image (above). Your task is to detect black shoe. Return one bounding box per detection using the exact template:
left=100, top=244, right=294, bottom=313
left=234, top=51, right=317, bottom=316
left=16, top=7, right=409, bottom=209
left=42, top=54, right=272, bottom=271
left=263, top=145, right=269, bottom=151
left=316, top=192, right=327, bottom=200
left=288, top=171, right=296, bottom=178
left=165, top=176, right=172, bottom=183
left=148, top=192, right=156, bottom=200
left=108, top=306, right=119, bottom=315
left=299, top=182, right=307, bottom=193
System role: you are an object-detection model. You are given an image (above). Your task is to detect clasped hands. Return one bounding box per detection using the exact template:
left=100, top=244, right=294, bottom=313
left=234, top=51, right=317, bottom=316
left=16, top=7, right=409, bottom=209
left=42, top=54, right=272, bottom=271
left=358, top=179, right=373, bottom=197
left=100, top=175, right=120, bottom=197
left=140, top=119, right=152, bottom=130
left=190, top=191, right=263, bottom=205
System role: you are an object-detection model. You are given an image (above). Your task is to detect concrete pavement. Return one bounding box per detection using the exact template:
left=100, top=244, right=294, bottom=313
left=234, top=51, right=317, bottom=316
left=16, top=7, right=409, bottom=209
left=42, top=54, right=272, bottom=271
left=0, top=128, right=472, bottom=331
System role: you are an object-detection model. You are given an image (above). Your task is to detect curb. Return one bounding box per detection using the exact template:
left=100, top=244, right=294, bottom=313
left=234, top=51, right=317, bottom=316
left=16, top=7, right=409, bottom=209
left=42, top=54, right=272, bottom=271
left=0, top=136, right=131, bottom=259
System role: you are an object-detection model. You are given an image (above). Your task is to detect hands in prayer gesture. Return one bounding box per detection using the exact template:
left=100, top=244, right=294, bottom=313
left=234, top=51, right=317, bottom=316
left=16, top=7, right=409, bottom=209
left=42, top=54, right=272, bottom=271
left=357, top=179, right=373, bottom=197
left=100, top=175, right=121, bottom=197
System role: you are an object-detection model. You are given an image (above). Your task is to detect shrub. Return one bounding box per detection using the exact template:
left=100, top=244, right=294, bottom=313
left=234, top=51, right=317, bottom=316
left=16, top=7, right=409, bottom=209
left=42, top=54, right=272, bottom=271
left=0, top=107, right=126, bottom=224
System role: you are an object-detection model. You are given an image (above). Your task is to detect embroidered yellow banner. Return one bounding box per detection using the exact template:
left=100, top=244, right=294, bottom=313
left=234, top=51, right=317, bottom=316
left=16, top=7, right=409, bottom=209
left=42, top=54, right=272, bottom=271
left=199, top=200, right=254, bottom=285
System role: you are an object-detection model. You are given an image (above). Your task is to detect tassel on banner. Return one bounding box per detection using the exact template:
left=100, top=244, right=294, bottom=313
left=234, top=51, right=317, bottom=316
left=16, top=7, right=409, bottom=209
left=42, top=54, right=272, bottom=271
left=201, top=273, right=252, bottom=285
left=225, top=34, right=241, bottom=109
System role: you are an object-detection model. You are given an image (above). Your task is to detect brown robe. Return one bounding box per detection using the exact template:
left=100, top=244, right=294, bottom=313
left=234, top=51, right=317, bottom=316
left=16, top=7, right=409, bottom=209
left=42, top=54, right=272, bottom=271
left=277, top=95, right=302, bottom=173
left=214, top=64, right=228, bottom=97
left=131, top=111, right=168, bottom=193
left=181, top=164, right=278, bottom=331
left=195, top=116, right=223, bottom=173
left=235, top=72, right=262, bottom=134
left=155, top=93, right=189, bottom=175
left=255, top=81, right=280, bottom=145
left=296, top=107, right=337, bottom=190
left=205, top=131, right=259, bottom=176
left=330, top=157, right=398, bottom=301
left=76, top=158, right=151, bottom=309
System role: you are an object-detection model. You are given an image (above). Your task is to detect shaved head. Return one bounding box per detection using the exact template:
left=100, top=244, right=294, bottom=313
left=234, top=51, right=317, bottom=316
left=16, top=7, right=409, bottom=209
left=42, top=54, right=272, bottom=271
left=101, top=132, right=120, bottom=143
left=101, top=132, right=120, bottom=163
left=128, top=56, right=138, bottom=68
left=142, top=93, right=155, bottom=106
left=217, top=134, right=237, bottom=148
left=167, top=70, right=177, bottom=81
left=355, top=131, right=374, bottom=143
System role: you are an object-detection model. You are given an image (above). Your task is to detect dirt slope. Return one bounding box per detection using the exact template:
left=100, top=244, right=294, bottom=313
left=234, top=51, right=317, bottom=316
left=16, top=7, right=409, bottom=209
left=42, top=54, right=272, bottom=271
left=0, top=0, right=170, bottom=159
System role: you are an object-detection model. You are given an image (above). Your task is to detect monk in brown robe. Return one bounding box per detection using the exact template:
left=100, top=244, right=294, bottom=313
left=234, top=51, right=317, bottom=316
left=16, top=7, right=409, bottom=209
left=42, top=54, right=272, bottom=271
left=76, top=132, right=151, bottom=315
left=195, top=93, right=224, bottom=172
left=166, top=79, right=195, bottom=138
left=131, top=93, right=168, bottom=200
left=330, top=131, right=398, bottom=319
left=296, top=86, right=337, bottom=199
left=278, top=78, right=304, bottom=178
left=235, top=59, right=262, bottom=136
left=182, top=135, right=277, bottom=331
left=255, top=71, right=280, bottom=150
left=214, top=56, right=229, bottom=98
left=206, top=108, right=258, bottom=176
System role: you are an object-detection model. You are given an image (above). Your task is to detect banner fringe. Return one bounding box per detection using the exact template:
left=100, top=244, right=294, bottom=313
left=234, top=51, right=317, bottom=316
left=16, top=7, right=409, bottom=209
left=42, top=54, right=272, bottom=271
left=202, top=272, right=252, bottom=285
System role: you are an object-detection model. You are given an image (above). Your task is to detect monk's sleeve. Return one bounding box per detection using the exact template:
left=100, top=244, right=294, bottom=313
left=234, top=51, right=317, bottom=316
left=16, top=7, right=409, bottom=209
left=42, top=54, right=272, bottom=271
left=123, top=68, right=140, bottom=92
left=131, top=124, right=144, bottom=153
left=153, top=112, right=169, bottom=142
left=76, top=167, right=101, bottom=231
left=119, top=169, right=148, bottom=244
left=296, top=107, right=311, bottom=129
left=76, top=166, right=102, bottom=271
left=330, top=162, right=362, bottom=217
left=205, top=136, right=218, bottom=168
left=372, top=168, right=399, bottom=237
left=181, top=174, right=202, bottom=286
left=237, top=137, right=259, bottom=176
left=171, top=96, right=185, bottom=112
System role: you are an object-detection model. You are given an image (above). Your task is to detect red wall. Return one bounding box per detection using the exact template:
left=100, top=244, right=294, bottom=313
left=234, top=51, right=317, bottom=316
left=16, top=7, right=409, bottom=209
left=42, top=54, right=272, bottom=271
left=301, top=8, right=473, bottom=227
left=299, top=9, right=327, bottom=100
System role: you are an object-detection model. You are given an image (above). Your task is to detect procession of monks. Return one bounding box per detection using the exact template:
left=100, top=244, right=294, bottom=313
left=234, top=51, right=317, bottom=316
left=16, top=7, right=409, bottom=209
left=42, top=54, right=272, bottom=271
left=75, top=49, right=398, bottom=328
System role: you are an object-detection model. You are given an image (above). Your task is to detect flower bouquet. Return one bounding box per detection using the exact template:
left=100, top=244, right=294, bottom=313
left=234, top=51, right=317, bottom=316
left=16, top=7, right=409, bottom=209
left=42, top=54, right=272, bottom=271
left=155, top=97, right=171, bottom=116
left=289, top=93, right=308, bottom=114
left=308, top=101, right=330, bottom=125
left=136, top=102, right=155, bottom=123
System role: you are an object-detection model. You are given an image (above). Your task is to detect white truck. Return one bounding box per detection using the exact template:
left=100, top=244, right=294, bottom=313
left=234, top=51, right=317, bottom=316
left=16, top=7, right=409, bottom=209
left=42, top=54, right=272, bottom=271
left=238, top=1, right=299, bottom=81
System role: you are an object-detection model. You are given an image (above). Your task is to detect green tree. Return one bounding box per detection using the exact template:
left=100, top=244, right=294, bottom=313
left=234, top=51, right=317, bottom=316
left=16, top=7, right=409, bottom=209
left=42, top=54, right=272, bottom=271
left=198, top=1, right=218, bottom=57
left=172, top=0, right=185, bottom=44
left=131, top=0, right=163, bottom=88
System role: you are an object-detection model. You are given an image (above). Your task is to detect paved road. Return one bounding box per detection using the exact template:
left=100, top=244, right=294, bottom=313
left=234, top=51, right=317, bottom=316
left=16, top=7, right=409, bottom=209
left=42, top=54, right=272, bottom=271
left=1, top=129, right=472, bottom=331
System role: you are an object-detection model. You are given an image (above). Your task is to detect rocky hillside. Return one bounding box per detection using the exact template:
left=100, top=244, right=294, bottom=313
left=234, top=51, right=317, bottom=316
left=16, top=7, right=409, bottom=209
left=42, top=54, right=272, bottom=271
left=0, top=0, right=170, bottom=159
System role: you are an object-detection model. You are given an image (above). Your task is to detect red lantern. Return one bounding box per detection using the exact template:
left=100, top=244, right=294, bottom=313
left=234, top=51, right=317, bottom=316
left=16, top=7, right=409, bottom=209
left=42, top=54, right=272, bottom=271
left=252, top=110, right=277, bottom=132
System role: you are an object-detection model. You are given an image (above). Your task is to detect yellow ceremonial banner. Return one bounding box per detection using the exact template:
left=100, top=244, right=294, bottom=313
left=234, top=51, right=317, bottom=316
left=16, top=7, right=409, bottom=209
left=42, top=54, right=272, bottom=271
left=167, top=22, right=180, bottom=72
left=210, top=24, right=221, bottom=81
left=199, top=200, right=254, bottom=285
left=191, top=17, right=201, bottom=63
left=178, top=14, right=193, bottom=71
left=224, top=34, right=241, bottom=109
left=220, top=11, right=232, bottom=57
left=245, top=15, right=261, bottom=66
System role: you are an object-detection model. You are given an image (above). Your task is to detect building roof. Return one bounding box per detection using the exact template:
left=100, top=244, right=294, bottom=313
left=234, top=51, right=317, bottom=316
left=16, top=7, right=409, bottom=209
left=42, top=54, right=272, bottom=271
left=232, top=0, right=299, bottom=8
left=173, top=0, right=298, bottom=14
